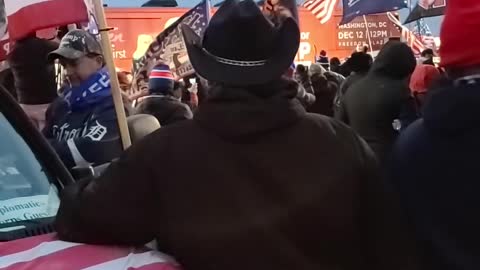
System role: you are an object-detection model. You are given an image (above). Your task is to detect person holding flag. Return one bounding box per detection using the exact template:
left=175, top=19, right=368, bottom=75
left=43, top=29, right=125, bottom=169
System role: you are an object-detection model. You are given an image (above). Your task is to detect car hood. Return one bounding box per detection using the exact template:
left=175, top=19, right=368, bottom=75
left=0, top=233, right=179, bottom=269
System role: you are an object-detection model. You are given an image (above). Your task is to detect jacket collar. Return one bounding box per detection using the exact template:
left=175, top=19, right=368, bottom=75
left=194, top=82, right=305, bottom=142
left=424, top=78, right=480, bottom=133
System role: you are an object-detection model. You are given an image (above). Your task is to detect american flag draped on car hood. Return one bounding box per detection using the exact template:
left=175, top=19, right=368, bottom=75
left=0, top=234, right=180, bottom=270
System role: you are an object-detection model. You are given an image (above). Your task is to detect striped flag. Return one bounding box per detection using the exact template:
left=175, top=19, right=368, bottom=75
left=0, top=233, right=180, bottom=270
left=412, top=18, right=436, bottom=50
left=401, top=28, right=425, bottom=55
left=387, top=12, right=425, bottom=55
left=4, top=0, right=88, bottom=41
left=302, top=0, right=338, bottom=24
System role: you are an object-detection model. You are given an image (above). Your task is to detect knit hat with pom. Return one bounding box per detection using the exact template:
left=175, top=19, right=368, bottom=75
left=148, top=63, right=174, bottom=94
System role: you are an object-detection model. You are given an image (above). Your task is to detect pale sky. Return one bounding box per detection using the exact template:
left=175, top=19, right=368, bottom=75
left=103, top=0, right=443, bottom=35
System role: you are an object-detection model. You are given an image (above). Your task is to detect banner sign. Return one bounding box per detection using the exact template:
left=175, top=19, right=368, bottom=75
left=336, top=13, right=401, bottom=51
left=405, top=0, right=446, bottom=24
left=130, top=0, right=210, bottom=100
left=340, top=0, right=407, bottom=25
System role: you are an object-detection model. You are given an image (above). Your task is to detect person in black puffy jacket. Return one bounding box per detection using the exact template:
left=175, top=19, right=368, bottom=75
left=135, top=63, right=193, bottom=126
left=43, top=30, right=125, bottom=169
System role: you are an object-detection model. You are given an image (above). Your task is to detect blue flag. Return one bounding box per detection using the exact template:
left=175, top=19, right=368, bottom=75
left=340, top=0, right=407, bottom=25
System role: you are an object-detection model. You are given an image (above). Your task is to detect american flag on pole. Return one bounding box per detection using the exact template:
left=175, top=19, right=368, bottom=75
left=0, top=233, right=180, bottom=270
left=302, top=0, right=338, bottom=24
left=387, top=12, right=425, bottom=55
left=4, top=0, right=88, bottom=41
left=401, top=29, right=425, bottom=55
left=0, top=0, right=89, bottom=60
left=413, top=18, right=436, bottom=50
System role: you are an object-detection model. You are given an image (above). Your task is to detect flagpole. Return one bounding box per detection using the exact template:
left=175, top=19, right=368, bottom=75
left=363, top=15, right=373, bottom=53
left=408, top=0, right=414, bottom=31
left=207, top=0, right=213, bottom=20
left=93, top=0, right=132, bottom=149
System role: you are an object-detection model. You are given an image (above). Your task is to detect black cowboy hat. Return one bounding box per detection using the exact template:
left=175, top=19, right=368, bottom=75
left=181, top=0, right=300, bottom=86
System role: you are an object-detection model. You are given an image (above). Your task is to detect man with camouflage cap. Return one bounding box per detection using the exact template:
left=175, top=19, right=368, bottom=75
left=43, top=29, right=124, bottom=169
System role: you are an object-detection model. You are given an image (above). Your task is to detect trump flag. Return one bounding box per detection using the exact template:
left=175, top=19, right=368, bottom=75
left=340, top=0, right=407, bottom=25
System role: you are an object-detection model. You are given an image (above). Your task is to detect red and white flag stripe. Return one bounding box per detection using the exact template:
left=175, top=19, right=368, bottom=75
left=4, top=0, right=88, bottom=41
left=150, top=69, right=174, bottom=80
left=302, top=0, right=337, bottom=24
left=387, top=12, right=425, bottom=55
left=401, top=28, right=425, bottom=55
left=0, top=234, right=180, bottom=270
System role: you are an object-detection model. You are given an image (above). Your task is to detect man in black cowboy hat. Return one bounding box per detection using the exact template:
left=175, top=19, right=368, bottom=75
left=56, top=1, right=419, bottom=269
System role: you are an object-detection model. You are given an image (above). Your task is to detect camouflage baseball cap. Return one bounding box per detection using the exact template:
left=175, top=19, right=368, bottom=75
left=48, top=29, right=102, bottom=62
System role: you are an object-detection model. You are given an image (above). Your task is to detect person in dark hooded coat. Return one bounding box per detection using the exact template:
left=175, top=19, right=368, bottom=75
left=333, top=52, right=372, bottom=114
left=336, top=41, right=417, bottom=163
left=388, top=1, right=480, bottom=268
left=339, top=52, right=372, bottom=96
left=55, top=2, right=420, bottom=270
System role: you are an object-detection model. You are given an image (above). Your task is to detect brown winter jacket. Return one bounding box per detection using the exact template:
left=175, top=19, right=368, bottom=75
left=56, top=81, right=419, bottom=270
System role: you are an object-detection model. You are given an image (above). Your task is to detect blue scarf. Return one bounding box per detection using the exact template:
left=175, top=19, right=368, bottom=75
left=63, top=68, right=112, bottom=111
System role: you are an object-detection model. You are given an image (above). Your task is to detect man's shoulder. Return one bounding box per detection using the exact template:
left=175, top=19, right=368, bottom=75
left=90, top=97, right=128, bottom=118
left=302, top=113, right=371, bottom=151
left=47, top=98, right=69, bottom=117
left=303, top=113, right=352, bottom=133
left=304, top=112, right=376, bottom=158
left=131, top=119, right=196, bottom=152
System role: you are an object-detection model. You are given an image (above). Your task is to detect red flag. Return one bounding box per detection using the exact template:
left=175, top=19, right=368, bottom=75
left=5, top=0, right=88, bottom=41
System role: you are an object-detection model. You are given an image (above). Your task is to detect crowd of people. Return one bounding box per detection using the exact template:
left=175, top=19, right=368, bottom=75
left=2, top=0, right=479, bottom=269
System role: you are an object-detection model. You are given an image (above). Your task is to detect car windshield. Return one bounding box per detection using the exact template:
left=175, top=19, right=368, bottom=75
left=0, top=113, right=59, bottom=231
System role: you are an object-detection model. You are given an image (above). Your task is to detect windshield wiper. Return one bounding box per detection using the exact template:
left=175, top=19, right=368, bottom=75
left=0, top=217, right=55, bottom=241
